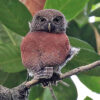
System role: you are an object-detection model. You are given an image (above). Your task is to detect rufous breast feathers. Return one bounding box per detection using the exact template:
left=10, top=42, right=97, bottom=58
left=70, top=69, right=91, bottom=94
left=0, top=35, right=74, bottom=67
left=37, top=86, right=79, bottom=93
left=21, top=32, right=70, bottom=70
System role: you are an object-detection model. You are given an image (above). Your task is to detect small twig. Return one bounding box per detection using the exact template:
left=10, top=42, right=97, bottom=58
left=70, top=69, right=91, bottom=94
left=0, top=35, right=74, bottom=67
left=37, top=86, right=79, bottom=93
left=59, top=80, right=70, bottom=87
left=90, top=23, right=100, bottom=55
left=60, top=60, right=100, bottom=79
left=25, top=79, right=38, bottom=88
left=48, top=85, right=57, bottom=100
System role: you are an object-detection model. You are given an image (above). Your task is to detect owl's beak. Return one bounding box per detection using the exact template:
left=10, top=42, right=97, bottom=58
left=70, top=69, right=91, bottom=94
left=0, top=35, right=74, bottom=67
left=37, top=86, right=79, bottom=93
left=48, top=23, right=51, bottom=32
left=46, top=22, right=55, bottom=32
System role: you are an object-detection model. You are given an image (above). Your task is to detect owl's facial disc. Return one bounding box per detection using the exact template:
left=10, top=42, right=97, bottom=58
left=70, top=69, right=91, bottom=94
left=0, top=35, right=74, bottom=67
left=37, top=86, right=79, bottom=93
left=45, top=16, right=64, bottom=33
left=30, top=9, right=67, bottom=33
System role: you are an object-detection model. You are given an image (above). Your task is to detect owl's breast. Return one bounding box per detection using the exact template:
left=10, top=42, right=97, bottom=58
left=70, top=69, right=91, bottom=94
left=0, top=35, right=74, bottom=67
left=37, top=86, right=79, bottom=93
left=21, top=32, right=70, bottom=69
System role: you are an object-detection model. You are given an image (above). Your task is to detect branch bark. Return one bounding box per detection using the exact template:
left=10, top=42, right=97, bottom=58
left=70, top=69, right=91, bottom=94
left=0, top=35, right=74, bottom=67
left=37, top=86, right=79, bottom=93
left=60, top=60, right=100, bottom=79
left=0, top=83, right=28, bottom=100
left=0, top=60, right=100, bottom=100
left=25, top=60, right=100, bottom=87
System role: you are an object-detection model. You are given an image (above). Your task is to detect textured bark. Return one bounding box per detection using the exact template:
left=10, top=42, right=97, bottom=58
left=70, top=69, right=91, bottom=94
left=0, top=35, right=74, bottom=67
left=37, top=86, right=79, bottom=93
left=0, top=85, right=12, bottom=100
left=0, top=83, right=29, bottom=100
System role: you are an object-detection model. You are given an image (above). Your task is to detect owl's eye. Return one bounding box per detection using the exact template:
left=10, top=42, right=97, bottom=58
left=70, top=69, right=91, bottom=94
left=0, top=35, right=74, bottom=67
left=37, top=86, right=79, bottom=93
left=53, top=16, right=63, bottom=23
left=36, top=16, right=46, bottom=22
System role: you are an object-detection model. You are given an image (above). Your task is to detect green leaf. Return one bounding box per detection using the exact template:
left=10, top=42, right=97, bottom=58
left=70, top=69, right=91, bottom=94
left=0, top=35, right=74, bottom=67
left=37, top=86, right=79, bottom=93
left=0, top=0, right=32, bottom=36
left=0, top=70, right=8, bottom=84
left=67, top=21, right=81, bottom=38
left=0, top=40, right=2, bottom=44
left=87, top=0, right=95, bottom=14
left=75, top=12, right=88, bottom=27
left=29, top=85, right=44, bottom=100
left=62, top=49, right=100, bottom=76
left=43, top=88, right=52, bottom=100
left=79, top=75, right=100, bottom=93
left=3, top=71, right=26, bottom=88
left=45, top=0, right=89, bottom=20
left=67, top=21, right=97, bottom=51
left=0, top=24, right=11, bottom=43
left=53, top=78, right=77, bottom=100
left=1, top=24, right=23, bottom=46
left=0, top=44, right=25, bottom=73
left=93, top=0, right=100, bottom=4
left=42, top=78, right=77, bottom=100
left=89, top=7, right=100, bottom=17
left=84, top=96, right=92, bottom=100
left=69, top=37, right=94, bottom=51
left=80, top=24, right=97, bottom=51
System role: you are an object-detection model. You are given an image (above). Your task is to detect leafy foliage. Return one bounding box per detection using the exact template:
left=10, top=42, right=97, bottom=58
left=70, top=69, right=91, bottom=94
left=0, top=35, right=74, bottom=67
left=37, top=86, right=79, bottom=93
left=0, top=0, right=32, bottom=36
left=43, top=88, right=53, bottom=100
left=79, top=75, right=100, bottom=93
left=29, top=85, right=44, bottom=100
left=0, top=70, right=8, bottom=84
left=45, top=0, right=89, bottom=20
left=3, top=71, right=27, bottom=88
left=67, top=21, right=97, bottom=51
left=0, top=0, right=100, bottom=100
left=63, top=48, right=100, bottom=76
left=84, top=96, right=92, bottom=100
left=0, top=44, right=25, bottom=73
left=89, top=7, right=100, bottom=17
left=53, top=78, right=77, bottom=100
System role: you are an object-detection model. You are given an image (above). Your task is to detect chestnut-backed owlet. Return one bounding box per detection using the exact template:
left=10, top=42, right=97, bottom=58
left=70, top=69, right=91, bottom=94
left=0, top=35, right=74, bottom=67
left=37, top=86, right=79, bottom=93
left=21, top=9, right=79, bottom=86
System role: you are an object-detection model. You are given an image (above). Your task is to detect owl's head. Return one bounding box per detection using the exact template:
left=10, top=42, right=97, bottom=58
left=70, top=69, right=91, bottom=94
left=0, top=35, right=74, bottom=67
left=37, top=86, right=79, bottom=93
left=30, top=9, right=67, bottom=33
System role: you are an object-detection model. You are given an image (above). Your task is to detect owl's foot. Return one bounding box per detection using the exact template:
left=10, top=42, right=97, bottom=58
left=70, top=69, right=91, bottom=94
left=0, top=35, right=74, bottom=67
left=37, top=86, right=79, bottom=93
left=34, top=68, right=61, bottom=87
left=34, top=67, right=53, bottom=80
left=41, top=73, right=60, bottom=87
left=41, top=79, right=58, bottom=87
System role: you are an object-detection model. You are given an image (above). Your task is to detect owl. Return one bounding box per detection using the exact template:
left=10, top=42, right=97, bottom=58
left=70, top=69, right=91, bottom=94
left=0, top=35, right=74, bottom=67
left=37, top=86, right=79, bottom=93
left=21, top=9, right=79, bottom=86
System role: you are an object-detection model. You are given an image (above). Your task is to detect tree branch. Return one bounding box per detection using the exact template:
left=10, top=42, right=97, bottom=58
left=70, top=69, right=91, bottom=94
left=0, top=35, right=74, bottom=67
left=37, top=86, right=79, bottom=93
left=0, top=60, right=100, bottom=100
left=0, top=83, right=28, bottom=100
left=60, top=60, right=100, bottom=79
left=25, top=60, right=100, bottom=87
left=48, top=85, right=57, bottom=100
left=59, top=80, right=70, bottom=87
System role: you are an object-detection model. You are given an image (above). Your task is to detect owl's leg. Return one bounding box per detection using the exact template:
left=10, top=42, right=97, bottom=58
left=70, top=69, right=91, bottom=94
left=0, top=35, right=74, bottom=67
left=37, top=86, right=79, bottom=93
left=34, top=67, right=53, bottom=87
left=34, top=67, right=53, bottom=79
left=59, top=80, right=70, bottom=87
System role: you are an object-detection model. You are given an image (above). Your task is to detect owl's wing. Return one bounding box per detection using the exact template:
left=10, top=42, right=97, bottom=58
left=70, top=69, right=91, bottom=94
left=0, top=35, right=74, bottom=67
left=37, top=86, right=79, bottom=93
left=59, top=47, right=80, bottom=70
